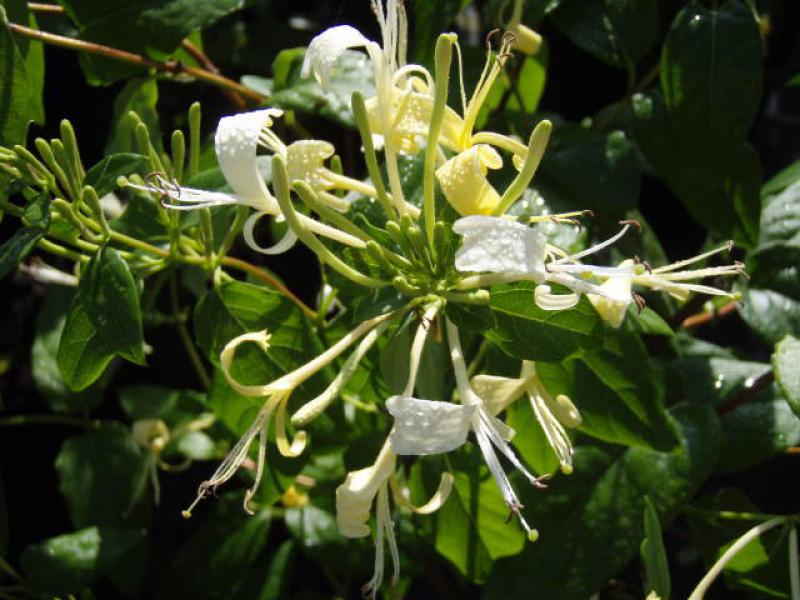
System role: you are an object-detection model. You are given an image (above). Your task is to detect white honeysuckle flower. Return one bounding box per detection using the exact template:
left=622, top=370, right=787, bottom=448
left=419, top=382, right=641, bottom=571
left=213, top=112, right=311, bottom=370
left=128, top=109, right=366, bottom=254
left=453, top=215, right=546, bottom=275
left=470, top=374, right=529, bottom=415
left=436, top=145, right=505, bottom=216
left=302, top=25, right=381, bottom=90
left=386, top=395, right=475, bottom=455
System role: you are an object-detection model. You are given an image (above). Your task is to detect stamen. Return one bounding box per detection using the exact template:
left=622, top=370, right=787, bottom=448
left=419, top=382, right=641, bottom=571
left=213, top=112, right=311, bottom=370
left=550, top=221, right=634, bottom=265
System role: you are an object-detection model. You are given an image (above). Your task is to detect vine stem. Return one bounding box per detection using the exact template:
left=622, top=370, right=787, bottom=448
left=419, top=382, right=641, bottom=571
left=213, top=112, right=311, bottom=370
left=688, top=517, right=788, bottom=600
left=681, top=300, right=738, bottom=329
left=169, top=272, right=211, bottom=390
left=7, top=21, right=266, bottom=105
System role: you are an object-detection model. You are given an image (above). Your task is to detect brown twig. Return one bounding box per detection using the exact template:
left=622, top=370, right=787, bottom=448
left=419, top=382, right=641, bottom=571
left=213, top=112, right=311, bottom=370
left=716, top=370, right=775, bottom=416
left=180, top=39, right=247, bottom=110
left=26, top=2, right=64, bottom=13
left=681, top=301, right=738, bottom=329
left=8, top=21, right=266, bottom=105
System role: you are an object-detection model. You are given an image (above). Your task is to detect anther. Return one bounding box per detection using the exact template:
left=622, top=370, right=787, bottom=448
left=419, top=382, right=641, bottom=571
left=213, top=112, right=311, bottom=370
left=618, top=219, right=642, bottom=232
left=633, top=293, right=646, bottom=312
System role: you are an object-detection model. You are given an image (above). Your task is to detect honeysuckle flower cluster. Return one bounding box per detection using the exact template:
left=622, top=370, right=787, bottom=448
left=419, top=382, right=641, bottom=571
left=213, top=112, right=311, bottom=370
left=128, top=0, right=745, bottom=595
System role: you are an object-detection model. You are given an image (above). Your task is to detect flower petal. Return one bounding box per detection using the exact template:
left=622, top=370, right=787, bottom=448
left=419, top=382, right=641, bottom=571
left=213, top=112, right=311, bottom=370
left=453, top=215, right=546, bottom=274
left=533, top=284, right=580, bottom=311
left=470, top=374, right=529, bottom=415
left=286, top=140, right=336, bottom=189
left=436, top=145, right=502, bottom=215
left=301, top=25, right=374, bottom=89
left=215, top=109, right=283, bottom=212
left=242, top=211, right=299, bottom=255
left=587, top=259, right=635, bottom=328
left=386, top=395, right=475, bottom=455
left=336, top=441, right=396, bottom=538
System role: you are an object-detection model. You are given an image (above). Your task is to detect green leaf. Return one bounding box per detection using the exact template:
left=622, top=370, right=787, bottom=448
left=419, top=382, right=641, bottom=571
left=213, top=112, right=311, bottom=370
left=551, top=0, right=659, bottom=69
left=773, top=335, right=800, bottom=417
left=633, top=1, right=763, bottom=244
left=423, top=447, right=526, bottom=584
left=0, top=191, right=49, bottom=280
left=105, top=77, right=161, bottom=155
left=641, top=496, right=671, bottom=600
left=0, top=5, right=38, bottom=145
left=536, top=126, right=641, bottom=216
left=21, top=526, right=146, bottom=595
left=2, top=0, right=44, bottom=125
left=32, top=287, right=104, bottom=414
left=60, top=0, right=247, bottom=84
left=231, top=540, right=295, bottom=600
left=270, top=49, right=374, bottom=128
left=483, top=403, right=719, bottom=600
left=159, top=493, right=271, bottom=600
left=412, top=0, right=467, bottom=68
left=487, top=283, right=603, bottom=362
left=661, top=0, right=762, bottom=157
left=84, top=153, right=148, bottom=197
left=55, top=421, right=148, bottom=528
left=688, top=488, right=793, bottom=598
left=194, top=280, right=325, bottom=434
left=57, top=246, right=146, bottom=391
left=533, top=330, right=677, bottom=450
left=671, top=352, right=800, bottom=472
left=739, top=287, right=800, bottom=345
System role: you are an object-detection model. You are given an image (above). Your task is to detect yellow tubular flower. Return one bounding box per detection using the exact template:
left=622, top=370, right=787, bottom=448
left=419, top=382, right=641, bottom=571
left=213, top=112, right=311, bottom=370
left=436, top=144, right=504, bottom=215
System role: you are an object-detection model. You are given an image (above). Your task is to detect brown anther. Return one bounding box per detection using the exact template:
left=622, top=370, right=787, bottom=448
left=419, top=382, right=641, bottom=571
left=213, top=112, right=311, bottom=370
left=618, top=219, right=642, bottom=232
left=581, top=210, right=595, bottom=218
left=633, top=293, right=646, bottom=312
left=485, top=28, right=501, bottom=51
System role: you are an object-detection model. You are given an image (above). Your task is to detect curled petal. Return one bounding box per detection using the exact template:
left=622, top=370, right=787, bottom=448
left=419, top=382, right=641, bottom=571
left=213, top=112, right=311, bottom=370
left=274, top=394, right=307, bottom=458
left=215, top=109, right=283, bottom=212
left=243, top=211, right=299, bottom=255
left=301, top=25, right=376, bottom=89
left=436, top=145, right=503, bottom=215
left=533, top=284, right=580, bottom=311
left=386, top=395, right=475, bottom=455
left=453, top=215, right=546, bottom=274
left=335, top=441, right=396, bottom=538
left=220, top=330, right=273, bottom=397
left=390, top=472, right=454, bottom=515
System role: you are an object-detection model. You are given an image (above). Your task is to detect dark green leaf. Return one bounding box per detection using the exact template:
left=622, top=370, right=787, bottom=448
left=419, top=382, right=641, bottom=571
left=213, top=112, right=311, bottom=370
left=738, top=287, right=800, bottom=346
left=661, top=0, right=762, bottom=156
left=21, top=526, right=146, bottom=595
left=57, top=246, right=146, bottom=391
left=551, top=0, right=659, bottom=69
left=537, top=125, right=641, bottom=216
left=487, top=283, right=603, bottom=362
left=483, top=403, right=719, bottom=600
left=60, top=0, right=247, bottom=84
left=641, top=496, right=671, bottom=600
left=231, top=540, right=295, bottom=600
left=412, top=0, right=467, bottom=68
left=159, top=493, right=271, bottom=600
left=270, top=50, right=374, bottom=127
left=32, top=287, right=104, bottom=414
left=773, top=335, right=800, bottom=417
left=85, top=153, right=148, bottom=197
left=0, top=225, right=43, bottom=279
left=0, top=6, right=38, bottom=145
left=55, top=421, right=148, bottom=528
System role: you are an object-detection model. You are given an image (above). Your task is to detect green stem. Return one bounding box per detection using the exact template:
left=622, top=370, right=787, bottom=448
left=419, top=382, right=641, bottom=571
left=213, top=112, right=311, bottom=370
left=36, top=238, right=88, bottom=263
left=351, top=91, right=394, bottom=217
left=169, top=272, right=211, bottom=390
